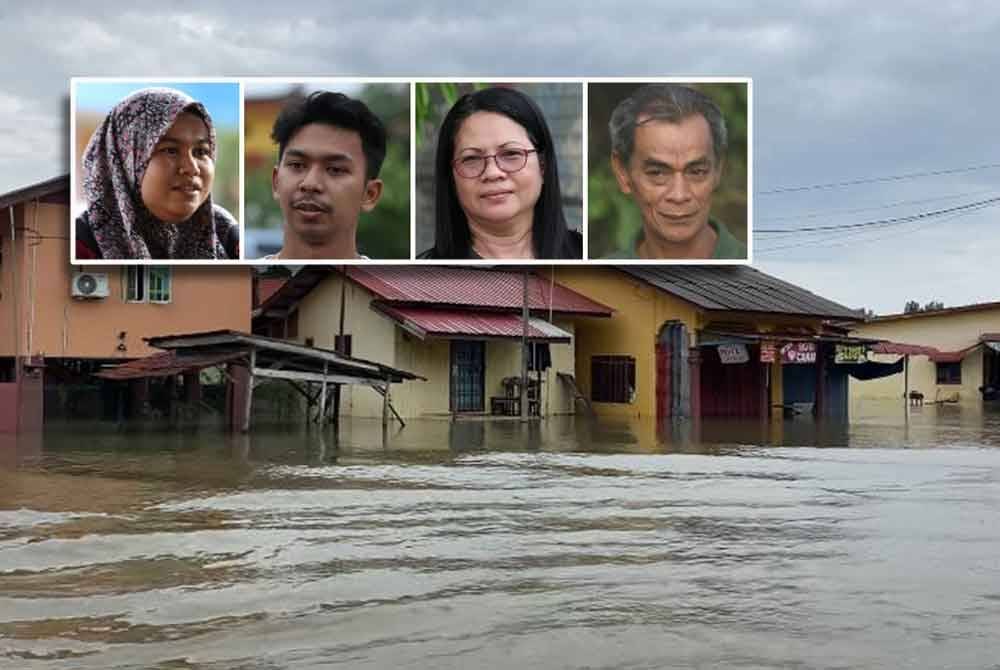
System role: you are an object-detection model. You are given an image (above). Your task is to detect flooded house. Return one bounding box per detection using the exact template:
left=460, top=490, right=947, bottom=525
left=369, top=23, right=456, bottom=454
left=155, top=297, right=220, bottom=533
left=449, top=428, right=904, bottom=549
left=849, top=301, right=1000, bottom=405
left=252, top=266, right=613, bottom=419
left=0, top=176, right=252, bottom=432
left=550, top=265, right=869, bottom=422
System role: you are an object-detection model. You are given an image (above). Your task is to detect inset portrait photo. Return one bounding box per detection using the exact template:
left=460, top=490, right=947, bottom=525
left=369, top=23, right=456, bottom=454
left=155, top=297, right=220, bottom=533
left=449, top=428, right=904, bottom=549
left=588, top=80, right=750, bottom=262
left=72, top=79, right=241, bottom=262
left=415, top=81, right=583, bottom=261
left=244, top=81, right=410, bottom=262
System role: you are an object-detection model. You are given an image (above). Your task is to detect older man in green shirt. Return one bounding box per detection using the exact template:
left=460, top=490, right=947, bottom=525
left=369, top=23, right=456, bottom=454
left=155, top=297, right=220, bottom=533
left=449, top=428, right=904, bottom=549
left=604, top=84, right=746, bottom=260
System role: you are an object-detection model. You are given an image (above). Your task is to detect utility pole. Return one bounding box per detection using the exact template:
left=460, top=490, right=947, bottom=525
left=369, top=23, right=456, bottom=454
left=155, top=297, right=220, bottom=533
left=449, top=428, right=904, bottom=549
left=521, top=269, right=529, bottom=420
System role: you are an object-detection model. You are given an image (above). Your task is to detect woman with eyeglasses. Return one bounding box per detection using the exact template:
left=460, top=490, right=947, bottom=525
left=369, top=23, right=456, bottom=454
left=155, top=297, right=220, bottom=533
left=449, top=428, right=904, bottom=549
left=419, top=87, right=582, bottom=259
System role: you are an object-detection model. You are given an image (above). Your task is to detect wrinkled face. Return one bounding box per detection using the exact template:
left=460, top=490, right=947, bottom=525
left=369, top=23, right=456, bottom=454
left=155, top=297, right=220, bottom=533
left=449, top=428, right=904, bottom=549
left=141, top=112, right=214, bottom=223
left=451, top=112, right=543, bottom=229
left=612, top=114, right=722, bottom=246
left=271, top=123, right=382, bottom=246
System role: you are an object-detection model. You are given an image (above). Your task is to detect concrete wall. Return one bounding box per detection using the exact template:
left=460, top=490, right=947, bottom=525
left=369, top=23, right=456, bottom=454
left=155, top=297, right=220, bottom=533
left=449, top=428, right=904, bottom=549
left=294, top=272, right=578, bottom=418
left=851, top=308, right=1000, bottom=404
left=553, top=266, right=841, bottom=420
left=554, top=266, right=699, bottom=419
left=1, top=201, right=252, bottom=360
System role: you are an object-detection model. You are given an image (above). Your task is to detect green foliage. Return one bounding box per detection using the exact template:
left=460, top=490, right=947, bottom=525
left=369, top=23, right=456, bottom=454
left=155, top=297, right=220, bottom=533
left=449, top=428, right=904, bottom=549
left=213, top=128, right=240, bottom=217
left=357, top=141, right=410, bottom=259
left=414, top=83, right=462, bottom=148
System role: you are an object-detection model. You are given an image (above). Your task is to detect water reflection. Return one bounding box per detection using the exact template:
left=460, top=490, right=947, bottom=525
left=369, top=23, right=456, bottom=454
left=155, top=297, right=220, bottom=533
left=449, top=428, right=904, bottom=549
left=1, top=404, right=1000, bottom=668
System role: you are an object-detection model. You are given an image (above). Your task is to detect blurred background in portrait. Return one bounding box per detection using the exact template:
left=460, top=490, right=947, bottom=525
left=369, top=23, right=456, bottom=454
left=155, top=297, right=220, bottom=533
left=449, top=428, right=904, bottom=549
left=414, top=82, right=583, bottom=256
left=244, top=81, right=410, bottom=260
left=73, top=81, right=240, bottom=224
left=587, top=82, right=748, bottom=258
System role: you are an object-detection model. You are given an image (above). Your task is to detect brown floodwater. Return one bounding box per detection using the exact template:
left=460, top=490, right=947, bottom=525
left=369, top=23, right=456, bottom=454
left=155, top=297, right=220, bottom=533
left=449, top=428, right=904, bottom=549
left=2, top=401, right=1000, bottom=669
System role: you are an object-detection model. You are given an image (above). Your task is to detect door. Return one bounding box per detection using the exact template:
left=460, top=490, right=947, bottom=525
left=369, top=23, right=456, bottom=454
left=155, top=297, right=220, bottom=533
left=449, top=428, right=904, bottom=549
left=450, top=340, right=485, bottom=412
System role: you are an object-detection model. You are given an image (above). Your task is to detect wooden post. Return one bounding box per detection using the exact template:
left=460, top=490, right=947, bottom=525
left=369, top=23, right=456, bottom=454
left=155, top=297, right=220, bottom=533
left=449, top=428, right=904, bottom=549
left=318, top=362, right=328, bottom=424
left=382, top=377, right=391, bottom=428
left=242, top=349, right=255, bottom=433
left=903, top=354, right=910, bottom=402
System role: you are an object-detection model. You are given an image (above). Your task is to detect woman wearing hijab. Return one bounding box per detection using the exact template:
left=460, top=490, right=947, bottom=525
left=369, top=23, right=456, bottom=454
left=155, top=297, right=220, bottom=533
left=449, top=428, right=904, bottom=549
left=75, top=87, right=239, bottom=260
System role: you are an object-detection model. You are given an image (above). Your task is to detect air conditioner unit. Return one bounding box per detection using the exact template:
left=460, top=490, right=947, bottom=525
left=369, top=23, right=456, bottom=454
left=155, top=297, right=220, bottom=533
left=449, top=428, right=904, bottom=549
left=71, top=272, right=110, bottom=299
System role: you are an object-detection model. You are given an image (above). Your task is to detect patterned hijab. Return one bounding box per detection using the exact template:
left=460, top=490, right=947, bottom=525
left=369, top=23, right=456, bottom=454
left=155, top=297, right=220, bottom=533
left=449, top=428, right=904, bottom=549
left=81, top=87, right=227, bottom=259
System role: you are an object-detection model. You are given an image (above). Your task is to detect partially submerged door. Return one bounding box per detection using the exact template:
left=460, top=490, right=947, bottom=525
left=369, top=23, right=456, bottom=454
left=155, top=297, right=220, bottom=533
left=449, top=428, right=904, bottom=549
left=450, top=340, right=485, bottom=412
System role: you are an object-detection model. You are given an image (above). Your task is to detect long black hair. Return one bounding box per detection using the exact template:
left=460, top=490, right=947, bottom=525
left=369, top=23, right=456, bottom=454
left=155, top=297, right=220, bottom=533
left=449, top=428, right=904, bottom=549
left=429, top=87, right=579, bottom=259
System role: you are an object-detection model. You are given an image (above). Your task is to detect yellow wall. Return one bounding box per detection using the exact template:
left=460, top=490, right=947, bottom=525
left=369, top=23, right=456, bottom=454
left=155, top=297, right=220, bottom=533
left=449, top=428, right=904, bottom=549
left=851, top=309, right=1000, bottom=404
left=1, top=201, right=251, bottom=360
left=552, top=267, right=841, bottom=419
left=294, top=272, right=578, bottom=418
left=553, top=267, right=700, bottom=419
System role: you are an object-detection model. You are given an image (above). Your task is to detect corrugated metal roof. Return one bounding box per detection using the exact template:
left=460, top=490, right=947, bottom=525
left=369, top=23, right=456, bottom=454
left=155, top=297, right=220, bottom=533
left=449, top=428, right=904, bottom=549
left=621, top=266, right=862, bottom=320
left=870, top=341, right=975, bottom=362
left=375, top=306, right=573, bottom=342
left=95, top=350, right=246, bottom=380
left=253, top=266, right=613, bottom=324
left=0, top=175, right=69, bottom=209
left=347, top=266, right=612, bottom=316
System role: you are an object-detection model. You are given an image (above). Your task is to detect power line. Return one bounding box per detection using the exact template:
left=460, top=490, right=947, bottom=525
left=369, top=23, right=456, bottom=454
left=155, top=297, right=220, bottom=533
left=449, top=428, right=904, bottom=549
left=757, top=162, right=1000, bottom=195
left=754, top=204, right=993, bottom=255
left=760, top=188, right=1000, bottom=223
left=755, top=196, right=1000, bottom=234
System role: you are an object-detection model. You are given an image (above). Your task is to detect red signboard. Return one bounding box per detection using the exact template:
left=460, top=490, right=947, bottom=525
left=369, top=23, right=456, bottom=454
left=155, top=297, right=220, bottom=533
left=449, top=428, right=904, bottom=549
left=760, top=341, right=776, bottom=363
left=780, top=342, right=816, bottom=364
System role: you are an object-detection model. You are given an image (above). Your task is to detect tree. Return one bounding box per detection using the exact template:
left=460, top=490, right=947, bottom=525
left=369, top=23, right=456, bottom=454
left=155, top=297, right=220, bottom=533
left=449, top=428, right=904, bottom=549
left=903, top=299, right=945, bottom=313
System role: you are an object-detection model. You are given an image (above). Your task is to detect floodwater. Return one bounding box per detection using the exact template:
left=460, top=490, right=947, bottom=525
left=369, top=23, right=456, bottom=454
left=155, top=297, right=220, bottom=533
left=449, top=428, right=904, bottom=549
left=2, top=403, right=1000, bottom=669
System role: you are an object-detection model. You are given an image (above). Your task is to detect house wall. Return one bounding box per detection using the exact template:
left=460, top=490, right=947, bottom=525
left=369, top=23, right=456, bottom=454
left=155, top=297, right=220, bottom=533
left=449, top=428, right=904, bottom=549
left=554, top=267, right=700, bottom=419
left=553, top=267, right=844, bottom=420
left=294, top=273, right=579, bottom=419
left=851, top=310, right=999, bottom=404
left=1, top=201, right=251, bottom=360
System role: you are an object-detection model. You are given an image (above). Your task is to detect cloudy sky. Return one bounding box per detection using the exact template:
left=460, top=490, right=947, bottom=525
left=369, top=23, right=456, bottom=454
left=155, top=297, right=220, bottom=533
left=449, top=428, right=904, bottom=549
left=1, top=2, right=995, bottom=314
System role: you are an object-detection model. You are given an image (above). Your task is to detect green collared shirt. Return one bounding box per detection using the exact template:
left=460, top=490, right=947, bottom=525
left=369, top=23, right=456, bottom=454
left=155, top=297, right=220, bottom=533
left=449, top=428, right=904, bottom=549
left=603, top=219, right=747, bottom=260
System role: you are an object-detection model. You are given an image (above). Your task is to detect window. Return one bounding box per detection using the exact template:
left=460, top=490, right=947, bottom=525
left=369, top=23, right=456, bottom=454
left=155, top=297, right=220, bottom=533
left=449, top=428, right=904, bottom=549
left=125, top=266, right=146, bottom=302
left=591, top=355, right=636, bottom=403
left=125, top=267, right=171, bottom=303
left=936, top=361, right=962, bottom=385
left=148, top=267, right=171, bottom=303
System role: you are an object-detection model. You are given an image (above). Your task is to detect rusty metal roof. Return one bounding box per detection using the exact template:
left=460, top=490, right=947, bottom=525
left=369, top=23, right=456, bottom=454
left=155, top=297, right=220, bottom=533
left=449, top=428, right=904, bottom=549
left=0, top=175, right=69, bottom=209
left=870, top=341, right=975, bottom=362
left=254, top=266, right=614, bottom=322
left=374, top=305, right=573, bottom=342
left=621, top=266, right=863, bottom=320
left=94, top=350, right=246, bottom=380
left=349, top=266, right=612, bottom=315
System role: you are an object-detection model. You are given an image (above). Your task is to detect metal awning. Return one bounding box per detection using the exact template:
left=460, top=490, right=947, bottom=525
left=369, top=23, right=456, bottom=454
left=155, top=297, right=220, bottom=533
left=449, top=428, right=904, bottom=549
left=373, top=305, right=572, bottom=343
left=871, top=341, right=976, bottom=362
left=699, top=329, right=879, bottom=347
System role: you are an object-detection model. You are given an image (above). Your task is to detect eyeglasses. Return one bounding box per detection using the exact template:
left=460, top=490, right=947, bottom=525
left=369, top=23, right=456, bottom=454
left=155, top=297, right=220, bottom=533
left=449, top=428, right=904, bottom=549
left=452, top=148, right=539, bottom=179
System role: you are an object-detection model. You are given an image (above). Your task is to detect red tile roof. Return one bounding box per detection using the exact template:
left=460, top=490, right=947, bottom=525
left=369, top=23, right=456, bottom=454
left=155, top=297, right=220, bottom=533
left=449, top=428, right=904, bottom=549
left=375, top=305, right=572, bottom=342
left=347, top=266, right=612, bottom=316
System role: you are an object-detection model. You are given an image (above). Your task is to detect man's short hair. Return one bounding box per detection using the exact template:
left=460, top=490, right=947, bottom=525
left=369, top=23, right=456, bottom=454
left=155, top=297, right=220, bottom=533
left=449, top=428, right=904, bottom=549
left=609, top=84, right=728, bottom=167
left=271, top=91, right=387, bottom=180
